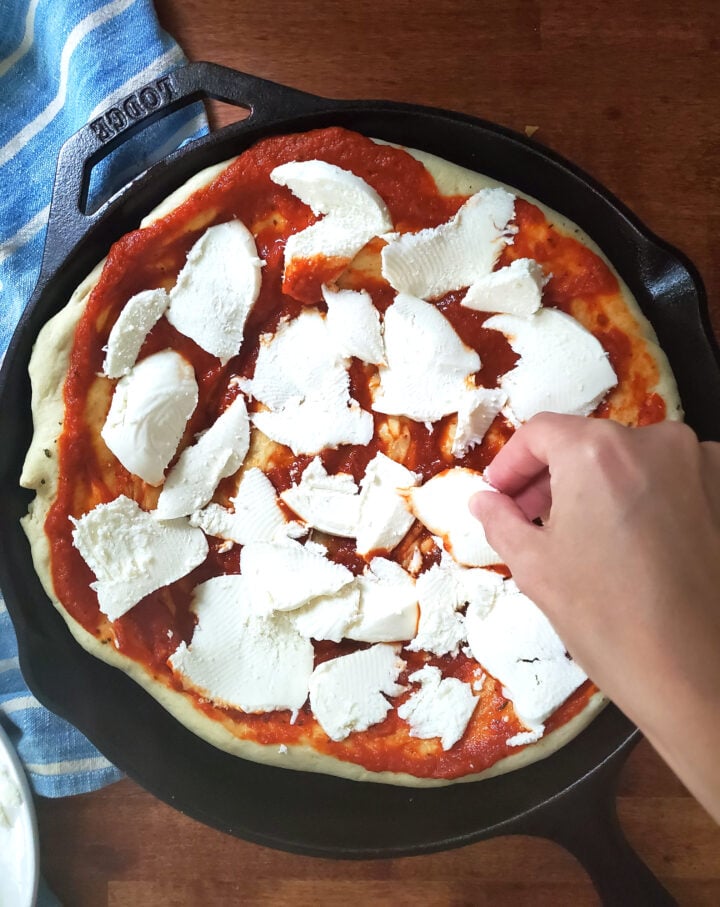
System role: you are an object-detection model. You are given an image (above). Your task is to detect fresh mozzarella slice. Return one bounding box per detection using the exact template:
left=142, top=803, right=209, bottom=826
left=346, top=557, right=418, bottom=643
left=290, top=582, right=361, bottom=643
left=454, top=560, right=505, bottom=613
left=253, top=397, right=372, bottom=456
left=155, top=395, right=250, bottom=519
left=380, top=188, right=516, bottom=299
left=270, top=160, right=392, bottom=289
left=405, top=564, right=465, bottom=657
left=484, top=307, right=618, bottom=421
left=166, top=220, right=263, bottom=363
left=190, top=467, right=304, bottom=545
left=452, top=386, right=507, bottom=458
left=103, top=287, right=168, bottom=378
left=240, top=310, right=334, bottom=411
left=169, top=575, right=313, bottom=712
left=397, top=665, right=477, bottom=751
left=322, top=285, right=386, bottom=365
left=406, top=548, right=502, bottom=657
left=71, top=495, right=208, bottom=621
left=465, top=579, right=586, bottom=737
left=241, top=309, right=373, bottom=454
left=101, top=349, right=198, bottom=486
left=241, top=538, right=355, bottom=613
left=406, top=467, right=501, bottom=568
left=355, top=452, right=419, bottom=557
left=461, top=258, right=547, bottom=316
left=372, top=294, right=480, bottom=423
left=308, top=643, right=405, bottom=742
left=280, top=457, right=361, bottom=537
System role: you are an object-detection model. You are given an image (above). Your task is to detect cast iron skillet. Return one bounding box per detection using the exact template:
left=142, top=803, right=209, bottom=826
left=1, top=62, right=719, bottom=905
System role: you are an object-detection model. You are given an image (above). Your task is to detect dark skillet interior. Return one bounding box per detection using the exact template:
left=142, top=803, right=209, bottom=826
left=1, top=67, right=719, bottom=858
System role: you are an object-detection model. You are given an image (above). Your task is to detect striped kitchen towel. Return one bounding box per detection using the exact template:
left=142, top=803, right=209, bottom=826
left=0, top=605, right=123, bottom=797
left=0, top=0, right=208, bottom=797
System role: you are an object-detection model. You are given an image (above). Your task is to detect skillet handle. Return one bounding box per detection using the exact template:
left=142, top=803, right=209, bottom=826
left=640, top=241, right=720, bottom=441
left=515, top=753, right=677, bottom=906
left=39, top=61, right=324, bottom=279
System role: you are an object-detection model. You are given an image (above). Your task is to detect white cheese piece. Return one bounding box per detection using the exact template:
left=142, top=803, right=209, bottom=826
left=166, top=220, right=263, bottom=363
left=270, top=160, right=392, bottom=282
left=308, top=643, right=405, bottom=742
left=380, top=188, right=516, bottom=299
left=241, top=538, right=355, bottom=613
left=241, top=309, right=343, bottom=410
left=71, top=495, right=208, bottom=621
left=501, top=404, right=522, bottom=430
left=484, top=307, right=618, bottom=422
left=372, top=294, right=480, bottom=423
left=407, top=547, right=423, bottom=575
left=101, top=349, right=198, bottom=486
left=461, top=258, right=547, bottom=316
left=155, top=395, right=250, bottom=519
left=346, top=557, right=418, bottom=643
left=190, top=467, right=305, bottom=545
left=355, top=452, right=419, bottom=557
left=406, top=467, right=501, bottom=568
left=406, top=549, right=502, bottom=657
left=103, top=287, right=168, bottom=378
left=455, top=561, right=505, bottom=613
left=303, top=539, right=329, bottom=557
left=169, top=575, right=313, bottom=712
left=322, top=285, right=386, bottom=365
left=280, top=457, right=360, bottom=537
left=506, top=727, right=544, bottom=747
left=191, top=506, right=236, bottom=541
left=451, top=386, right=507, bottom=458
left=397, top=665, right=477, bottom=750
left=465, top=579, right=587, bottom=735
left=290, top=582, right=361, bottom=643
left=241, top=309, right=373, bottom=455
left=253, top=398, right=372, bottom=457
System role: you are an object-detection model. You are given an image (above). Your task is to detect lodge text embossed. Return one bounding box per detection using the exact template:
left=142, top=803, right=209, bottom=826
left=89, top=76, right=175, bottom=143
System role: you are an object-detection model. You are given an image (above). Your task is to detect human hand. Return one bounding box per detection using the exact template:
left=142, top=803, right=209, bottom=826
left=469, top=412, right=720, bottom=822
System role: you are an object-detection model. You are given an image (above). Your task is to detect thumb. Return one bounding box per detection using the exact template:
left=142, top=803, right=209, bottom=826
left=469, top=490, right=542, bottom=567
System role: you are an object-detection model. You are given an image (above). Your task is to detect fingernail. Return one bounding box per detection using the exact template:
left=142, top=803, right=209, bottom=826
left=482, top=466, right=497, bottom=489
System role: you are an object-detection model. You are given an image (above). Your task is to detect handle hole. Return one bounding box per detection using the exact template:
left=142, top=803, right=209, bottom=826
left=83, top=100, right=209, bottom=215
left=206, top=99, right=253, bottom=130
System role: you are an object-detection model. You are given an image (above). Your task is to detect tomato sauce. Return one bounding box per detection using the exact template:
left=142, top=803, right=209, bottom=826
left=45, top=127, right=659, bottom=778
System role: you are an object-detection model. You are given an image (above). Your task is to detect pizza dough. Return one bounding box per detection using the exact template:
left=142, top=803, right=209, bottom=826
left=19, top=127, right=681, bottom=786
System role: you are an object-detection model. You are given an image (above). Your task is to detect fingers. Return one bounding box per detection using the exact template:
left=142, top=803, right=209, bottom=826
left=511, top=472, right=552, bottom=522
left=469, top=490, right=542, bottom=564
left=700, top=440, right=720, bottom=518
left=485, top=412, right=587, bottom=495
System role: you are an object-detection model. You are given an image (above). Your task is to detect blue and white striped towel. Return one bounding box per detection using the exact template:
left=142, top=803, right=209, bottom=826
left=0, top=0, right=208, bottom=800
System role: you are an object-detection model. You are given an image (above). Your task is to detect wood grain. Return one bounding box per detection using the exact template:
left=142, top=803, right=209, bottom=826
left=35, top=740, right=720, bottom=906
left=154, top=0, right=720, bottom=341
left=36, top=1, right=720, bottom=904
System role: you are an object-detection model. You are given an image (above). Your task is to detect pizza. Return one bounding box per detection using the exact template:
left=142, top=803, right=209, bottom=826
left=19, top=126, right=681, bottom=786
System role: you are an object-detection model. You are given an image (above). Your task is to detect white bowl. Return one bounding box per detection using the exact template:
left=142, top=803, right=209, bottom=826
left=0, top=720, right=39, bottom=907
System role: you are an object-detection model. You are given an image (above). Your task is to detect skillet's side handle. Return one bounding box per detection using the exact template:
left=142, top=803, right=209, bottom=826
left=638, top=241, right=720, bottom=442
left=515, top=754, right=677, bottom=906
left=40, top=61, right=324, bottom=280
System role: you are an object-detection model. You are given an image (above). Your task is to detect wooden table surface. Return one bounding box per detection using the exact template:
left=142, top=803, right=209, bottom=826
left=36, top=1, right=720, bottom=904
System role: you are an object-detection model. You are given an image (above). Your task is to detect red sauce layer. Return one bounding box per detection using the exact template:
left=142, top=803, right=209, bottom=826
left=45, top=127, right=663, bottom=779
